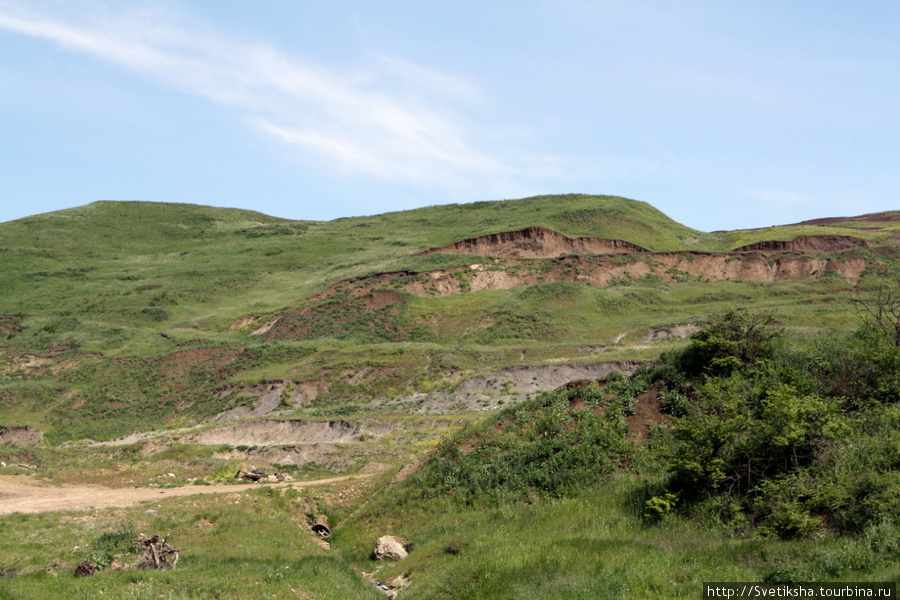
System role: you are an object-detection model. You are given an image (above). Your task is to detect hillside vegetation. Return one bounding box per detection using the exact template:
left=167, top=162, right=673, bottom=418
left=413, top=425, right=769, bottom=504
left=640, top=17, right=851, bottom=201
left=332, top=309, right=900, bottom=598
left=2, top=195, right=900, bottom=598
left=3, top=195, right=899, bottom=444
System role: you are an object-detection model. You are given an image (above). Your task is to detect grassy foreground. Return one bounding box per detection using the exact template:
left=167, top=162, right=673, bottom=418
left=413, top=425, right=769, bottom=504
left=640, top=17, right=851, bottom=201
left=2, top=475, right=896, bottom=599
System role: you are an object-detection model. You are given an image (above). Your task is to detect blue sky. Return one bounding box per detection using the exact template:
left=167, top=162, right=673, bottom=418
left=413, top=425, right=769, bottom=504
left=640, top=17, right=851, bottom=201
left=1, top=1, right=898, bottom=231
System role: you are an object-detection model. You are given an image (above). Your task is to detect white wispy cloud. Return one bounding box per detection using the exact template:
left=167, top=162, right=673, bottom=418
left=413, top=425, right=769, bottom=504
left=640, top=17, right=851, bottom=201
left=0, top=1, right=513, bottom=191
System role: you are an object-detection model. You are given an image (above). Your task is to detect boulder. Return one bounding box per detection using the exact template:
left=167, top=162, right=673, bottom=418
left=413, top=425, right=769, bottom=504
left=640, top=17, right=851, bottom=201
left=374, top=536, right=408, bottom=561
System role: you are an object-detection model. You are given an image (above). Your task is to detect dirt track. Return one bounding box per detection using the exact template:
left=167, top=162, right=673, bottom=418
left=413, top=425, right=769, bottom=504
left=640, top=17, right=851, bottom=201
left=0, top=474, right=371, bottom=515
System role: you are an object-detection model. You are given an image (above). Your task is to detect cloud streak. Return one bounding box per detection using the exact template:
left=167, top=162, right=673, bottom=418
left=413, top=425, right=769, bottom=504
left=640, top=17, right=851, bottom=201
left=0, top=2, right=511, bottom=191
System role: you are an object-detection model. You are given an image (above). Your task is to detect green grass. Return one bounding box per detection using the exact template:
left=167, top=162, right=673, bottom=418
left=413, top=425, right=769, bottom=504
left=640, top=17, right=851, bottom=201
left=1, top=193, right=891, bottom=441
left=0, top=486, right=385, bottom=600
left=331, top=474, right=900, bottom=599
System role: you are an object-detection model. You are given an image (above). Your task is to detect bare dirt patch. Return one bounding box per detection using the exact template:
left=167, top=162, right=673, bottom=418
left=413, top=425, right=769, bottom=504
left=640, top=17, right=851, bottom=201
left=626, top=383, right=669, bottom=442
left=366, top=290, right=404, bottom=310
left=293, top=246, right=877, bottom=307
left=0, top=425, right=43, bottom=447
left=0, top=473, right=373, bottom=515
left=645, top=324, right=701, bottom=342
left=210, top=382, right=288, bottom=421
left=213, top=444, right=342, bottom=467
left=160, top=348, right=241, bottom=380
left=381, top=361, right=645, bottom=413
left=187, top=419, right=361, bottom=446
left=0, top=315, right=25, bottom=339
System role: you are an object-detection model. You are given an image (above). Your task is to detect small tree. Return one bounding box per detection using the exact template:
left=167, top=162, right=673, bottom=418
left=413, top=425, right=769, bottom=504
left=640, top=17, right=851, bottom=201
left=851, top=272, right=900, bottom=347
left=675, top=309, right=780, bottom=378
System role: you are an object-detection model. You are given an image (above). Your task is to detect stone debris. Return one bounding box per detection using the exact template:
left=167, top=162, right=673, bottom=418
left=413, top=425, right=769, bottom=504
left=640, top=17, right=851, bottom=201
left=370, top=572, right=410, bottom=598
left=235, top=468, right=294, bottom=483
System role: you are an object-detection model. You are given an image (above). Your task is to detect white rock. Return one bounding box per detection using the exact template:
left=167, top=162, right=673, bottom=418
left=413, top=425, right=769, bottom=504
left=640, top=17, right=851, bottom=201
left=375, top=536, right=408, bottom=561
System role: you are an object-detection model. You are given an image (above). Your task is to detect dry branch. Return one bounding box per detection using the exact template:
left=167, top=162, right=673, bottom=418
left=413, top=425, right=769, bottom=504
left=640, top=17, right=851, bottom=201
left=136, top=534, right=180, bottom=570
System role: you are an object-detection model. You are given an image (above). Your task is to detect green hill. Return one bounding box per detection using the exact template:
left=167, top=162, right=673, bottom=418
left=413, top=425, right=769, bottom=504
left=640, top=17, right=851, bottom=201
left=2, top=195, right=900, bottom=443
left=3, top=195, right=900, bottom=598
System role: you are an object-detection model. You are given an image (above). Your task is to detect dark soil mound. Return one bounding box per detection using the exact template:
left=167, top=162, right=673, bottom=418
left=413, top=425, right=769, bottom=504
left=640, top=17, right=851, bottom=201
left=796, top=212, right=900, bottom=226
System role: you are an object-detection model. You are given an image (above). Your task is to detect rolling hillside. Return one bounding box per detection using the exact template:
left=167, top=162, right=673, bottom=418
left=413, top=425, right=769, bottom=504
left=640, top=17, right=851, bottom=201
left=2, top=195, right=900, bottom=444
left=4, top=194, right=900, bottom=598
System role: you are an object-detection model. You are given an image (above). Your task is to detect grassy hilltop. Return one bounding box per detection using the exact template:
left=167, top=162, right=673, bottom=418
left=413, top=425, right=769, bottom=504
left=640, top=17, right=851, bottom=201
left=2, top=195, right=900, bottom=598
left=3, top=194, right=898, bottom=443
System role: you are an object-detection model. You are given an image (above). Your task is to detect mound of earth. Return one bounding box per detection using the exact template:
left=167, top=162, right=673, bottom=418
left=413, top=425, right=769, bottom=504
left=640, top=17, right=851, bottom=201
left=419, top=226, right=649, bottom=258
left=188, top=419, right=361, bottom=446
left=796, top=212, right=900, bottom=226
left=0, top=426, right=43, bottom=447
left=733, top=235, right=870, bottom=253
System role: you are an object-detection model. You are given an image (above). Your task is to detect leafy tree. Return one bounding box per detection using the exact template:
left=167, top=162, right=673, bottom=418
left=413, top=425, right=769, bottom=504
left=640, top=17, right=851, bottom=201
left=674, top=309, right=780, bottom=378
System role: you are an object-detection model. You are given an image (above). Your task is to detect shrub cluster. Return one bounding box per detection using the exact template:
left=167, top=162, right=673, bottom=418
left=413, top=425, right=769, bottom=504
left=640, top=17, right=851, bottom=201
left=404, top=304, right=900, bottom=541
left=407, top=380, right=635, bottom=506
left=656, top=309, right=900, bottom=537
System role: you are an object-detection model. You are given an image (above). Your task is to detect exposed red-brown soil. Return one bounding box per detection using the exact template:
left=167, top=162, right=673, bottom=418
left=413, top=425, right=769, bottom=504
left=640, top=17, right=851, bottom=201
left=733, top=235, right=870, bottom=253
left=626, top=383, right=669, bottom=442
left=419, top=226, right=649, bottom=258
left=160, top=348, right=243, bottom=380
left=795, top=213, right=900, bottom=226
left=227, top=228, right=894, bottom=355
left=381, top=249, right=871, bottom=298
left=366, top=289, right=405, bottom=310
left=255, top=232, right=883, bottom=314
left=258, top=292, right=410, bottom=343
left=0, top=315, right=25, bottom=339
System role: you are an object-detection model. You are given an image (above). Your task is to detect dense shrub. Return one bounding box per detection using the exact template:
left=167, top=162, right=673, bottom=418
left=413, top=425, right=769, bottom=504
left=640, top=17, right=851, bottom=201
left=658, top=308, right=900, bottom=537
left=407, top=382, right=632, bottom=506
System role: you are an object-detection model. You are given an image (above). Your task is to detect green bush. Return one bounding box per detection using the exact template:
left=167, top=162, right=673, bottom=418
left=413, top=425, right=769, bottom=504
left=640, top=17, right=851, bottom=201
left=87, top=522, right=137, bottom=569
left=406, top=385, right=631, bottom=506
left=674, top=309, right=780, bottom=378
left=643, top=492, right=679, bottom=522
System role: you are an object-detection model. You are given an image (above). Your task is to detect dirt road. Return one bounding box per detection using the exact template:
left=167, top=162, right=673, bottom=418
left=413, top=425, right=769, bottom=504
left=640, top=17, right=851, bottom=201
left=0, top=474, right=370, bottom=515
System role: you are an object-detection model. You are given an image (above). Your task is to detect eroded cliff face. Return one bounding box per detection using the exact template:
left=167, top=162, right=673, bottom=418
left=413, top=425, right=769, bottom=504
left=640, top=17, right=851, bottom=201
left=235, top=228, right=889, bottom=343
left=733, top=235, right=870, bottom=253
left=418, top=226, right=649, bottom=258
left=405, top=250, right=870, bottom=295
left=296, top=247, right=872, bottom=302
